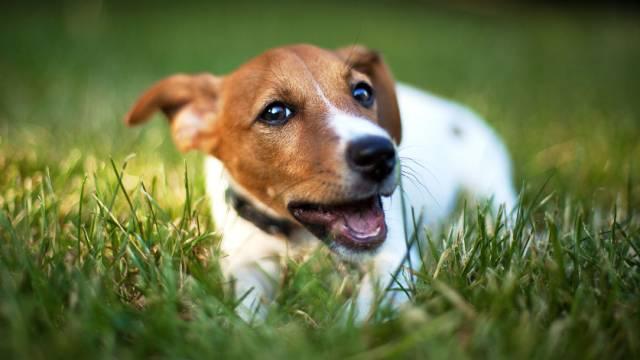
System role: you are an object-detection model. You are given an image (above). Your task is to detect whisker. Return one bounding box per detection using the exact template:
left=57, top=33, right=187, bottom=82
left=400, top=168, right=430, bottom=195
left=399, top=156, right=429, bottom=172
left=401, top=169, right=441, bottom=209
left=400, top=157, right=442, bottom=187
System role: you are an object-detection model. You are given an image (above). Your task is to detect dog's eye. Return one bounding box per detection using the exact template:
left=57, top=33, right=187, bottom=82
left=259, top=102, right=295, bottom=125
left=352, top=82, right=375, bottom=108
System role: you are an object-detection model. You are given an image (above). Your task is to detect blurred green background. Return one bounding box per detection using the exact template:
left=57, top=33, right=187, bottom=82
left=1, top=0, right=639, bottom=209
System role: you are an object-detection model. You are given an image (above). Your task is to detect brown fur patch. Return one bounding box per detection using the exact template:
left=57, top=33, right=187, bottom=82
left=125, top=44, right=402, bottom=219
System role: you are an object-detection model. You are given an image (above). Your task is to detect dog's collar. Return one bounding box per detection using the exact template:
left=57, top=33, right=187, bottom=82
left=225, top=186, right=296, bottom=237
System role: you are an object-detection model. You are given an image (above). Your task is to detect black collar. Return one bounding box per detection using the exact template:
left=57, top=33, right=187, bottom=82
left=225, top=187, right=296, bottom=237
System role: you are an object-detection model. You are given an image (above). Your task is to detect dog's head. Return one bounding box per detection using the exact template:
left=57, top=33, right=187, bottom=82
left=125, top=44, right=402, bottom=255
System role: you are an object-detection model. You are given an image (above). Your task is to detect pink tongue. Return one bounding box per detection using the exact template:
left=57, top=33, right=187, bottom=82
left=339, top=206, right=381, bottom=234
left=291, top=197, right=386, bottom=239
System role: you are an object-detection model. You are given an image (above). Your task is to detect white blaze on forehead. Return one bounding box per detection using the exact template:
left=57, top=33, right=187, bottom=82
left=329, top=111, right=390, bottom=143
left=311, top=82, right=391, bottom=144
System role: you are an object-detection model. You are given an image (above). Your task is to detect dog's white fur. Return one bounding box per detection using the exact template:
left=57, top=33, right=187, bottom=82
left=206, top=83, right=516, bottom=322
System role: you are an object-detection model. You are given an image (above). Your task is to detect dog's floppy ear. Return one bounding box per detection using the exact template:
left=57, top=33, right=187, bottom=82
left=335, top=45, right=402, bottom=143
left=124, top=73, right=222, bottom=153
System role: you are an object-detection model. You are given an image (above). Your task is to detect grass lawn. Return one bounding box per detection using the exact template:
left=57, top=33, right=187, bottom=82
left=1, top=1, right=639, bottom=358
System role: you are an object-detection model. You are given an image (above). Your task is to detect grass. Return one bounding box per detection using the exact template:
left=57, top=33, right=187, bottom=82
left=1, top=1, right=639, bottom=358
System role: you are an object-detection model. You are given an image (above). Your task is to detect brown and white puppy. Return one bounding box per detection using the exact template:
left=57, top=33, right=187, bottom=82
left=125, top=44, right=516, bottom=322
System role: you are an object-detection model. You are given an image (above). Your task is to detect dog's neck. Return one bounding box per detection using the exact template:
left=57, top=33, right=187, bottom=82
left=224, top=186, right=296, bottom=237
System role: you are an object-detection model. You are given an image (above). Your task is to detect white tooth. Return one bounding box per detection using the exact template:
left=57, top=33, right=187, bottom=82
left=355, top=226, right=381, bottom=239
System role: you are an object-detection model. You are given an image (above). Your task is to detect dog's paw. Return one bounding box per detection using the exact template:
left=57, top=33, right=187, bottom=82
left=235, top=299, right=269, bottom=324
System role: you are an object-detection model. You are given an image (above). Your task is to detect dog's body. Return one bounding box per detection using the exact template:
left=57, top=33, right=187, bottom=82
left=204, top=83, right=516, bottom=320
left=125, top=44, right=516, bottom=322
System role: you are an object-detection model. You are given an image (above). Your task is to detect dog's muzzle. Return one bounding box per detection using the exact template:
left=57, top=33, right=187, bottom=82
left=288, top=136, right=398, bottom=252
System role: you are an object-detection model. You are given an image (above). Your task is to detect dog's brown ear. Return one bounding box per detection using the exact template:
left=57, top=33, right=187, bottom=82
left=335, top=45, right=402, bottom=143
left=124, top=73, right=222, bottom=153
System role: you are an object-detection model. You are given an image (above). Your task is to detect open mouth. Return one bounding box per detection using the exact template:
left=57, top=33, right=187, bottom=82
left=288, top=196, right=387, bottom=251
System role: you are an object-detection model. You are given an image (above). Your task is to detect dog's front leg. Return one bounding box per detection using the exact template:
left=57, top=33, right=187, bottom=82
left=226, top=257, right=281, bottom=322
left=219, top=217, right=287, bottom=322
left=352, top=194, right=421, bottom=323
left=352, top=250, right=415, bottom=322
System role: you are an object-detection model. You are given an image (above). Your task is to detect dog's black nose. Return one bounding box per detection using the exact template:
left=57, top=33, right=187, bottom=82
left=347, top=136, right=397, bottom=182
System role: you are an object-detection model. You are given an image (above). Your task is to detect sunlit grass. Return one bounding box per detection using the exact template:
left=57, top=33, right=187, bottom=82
left=1, top=155, right=638, bottom=358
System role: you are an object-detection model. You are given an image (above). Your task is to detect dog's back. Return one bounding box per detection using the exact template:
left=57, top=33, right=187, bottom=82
left=395, top=83, right=516, bottom=225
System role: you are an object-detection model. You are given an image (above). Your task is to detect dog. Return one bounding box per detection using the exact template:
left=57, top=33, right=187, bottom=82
left=124, top=44, right=516, bottom=322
